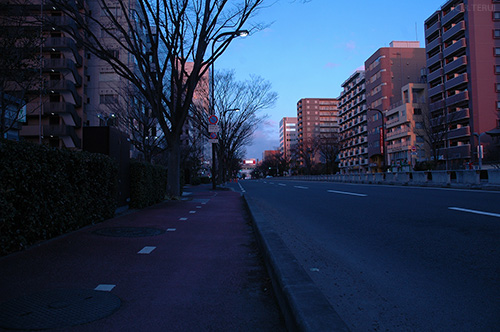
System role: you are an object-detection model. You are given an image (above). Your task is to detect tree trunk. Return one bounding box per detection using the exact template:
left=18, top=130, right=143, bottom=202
left=167, top=137, right=181, bottom=197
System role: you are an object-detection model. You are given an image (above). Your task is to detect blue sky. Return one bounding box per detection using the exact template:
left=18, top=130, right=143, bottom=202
left=217, top=0, right=442, bottom=160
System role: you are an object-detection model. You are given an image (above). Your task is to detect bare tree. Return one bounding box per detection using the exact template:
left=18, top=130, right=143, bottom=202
left=0, top=1, right=43, bottom=137
left=297, top=137, right=320, bottom=174
left=317, top=134, right=341, bottom=174
left=49, top=0, right=266, bottom=196
left=192, top=70, right=277, bottom=184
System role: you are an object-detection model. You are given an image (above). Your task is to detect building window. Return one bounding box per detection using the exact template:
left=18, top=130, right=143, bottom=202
left=100, top=94, right=118, bottom=104
left=496, top=65, right=500, bottom=74
left=494, top=12, right=500, bottom=20
left=494, top=29, right=500, bottom=38
left=495, top=48, right=500, bottom=56
left=496, top=83, right=500, bottom=92
left=497, top=101, right=500, bottom=110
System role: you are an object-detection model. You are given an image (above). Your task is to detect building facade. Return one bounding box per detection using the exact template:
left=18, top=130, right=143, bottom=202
left=338, top=70, right=368, bottom=173
left=364, top=41, right=427, bottom=172
left=385, top=83, right=429, bottom=171
left=425, top=0, right=500, bottom=168
left=279, top=117, right=297, bottom=160
left=296, top=98, right=339, bottom=166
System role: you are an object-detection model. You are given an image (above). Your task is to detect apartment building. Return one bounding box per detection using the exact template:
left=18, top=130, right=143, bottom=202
left=385, top=83, right=429, bottom=171
left=296, top=98, right=339, bottom=165
left=425, top=0, right=500, bottom=167
left=279, top=117, right=297, bottom=160
left=338, top=70, right=368, bottom=173
left=10, top=1, right=86, bottom=148
left=364, top=41, right=426, bottom=172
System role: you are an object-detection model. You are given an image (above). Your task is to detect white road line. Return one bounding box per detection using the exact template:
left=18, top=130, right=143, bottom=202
left=278, top=183, right=286, bottom=186
left=294, top=186, right=309, bottom=189
left=196, top=206, right=202, bottom=208
left=189, top=211, right=196, bottom=214
left=327, top=190, right=367, bottom=197
left=238, top=182, right=246, bottom=193
left=95, top=284, right=116, bottom=292
left=449, top=207, right=500, bottom=218
left=167, top=228, right=176, bottom=232
left=138, top=246, right=156, bottom=254
left=179, top=217, right=188, bottom=221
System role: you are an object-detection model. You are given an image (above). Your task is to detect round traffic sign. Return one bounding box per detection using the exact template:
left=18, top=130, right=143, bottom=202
left=208, top=115, right=218, bottom=125
left=411, top=146, right=416, bottom=152
left=210, top=132, right=217, bottom=139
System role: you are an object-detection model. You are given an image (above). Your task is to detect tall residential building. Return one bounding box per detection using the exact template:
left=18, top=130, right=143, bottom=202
left=386, top=83, right=429, bottom=171
left=338, top=70, right=368, bottom=173
left=364, top=41, right=426, bottom=172
left=13, top=1, right=86, bottom=148
left=425, top=0, right=500, bottom=167
left=296, top=98, right=339, bottom=165
left=279, top=117, right=297, bottom=160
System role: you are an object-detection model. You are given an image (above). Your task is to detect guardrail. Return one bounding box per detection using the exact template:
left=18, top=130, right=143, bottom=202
left=281, top=169, right=500, bottom=190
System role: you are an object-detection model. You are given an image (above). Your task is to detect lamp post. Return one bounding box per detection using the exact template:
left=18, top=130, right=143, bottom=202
left=210, top=30, right=248, bottom=189
left=97, top=113, right=116, bottom=126
left=367, top=108, right=386, bottom=171
left=473, top=132, right=487, bottom=170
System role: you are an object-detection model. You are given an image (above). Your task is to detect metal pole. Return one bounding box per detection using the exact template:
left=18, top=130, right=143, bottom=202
left=367, top=108, right=386, bottom=171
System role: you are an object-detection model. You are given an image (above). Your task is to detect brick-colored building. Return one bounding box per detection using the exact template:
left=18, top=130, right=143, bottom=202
left=364, top=41, right=426, bottom=171
left=425, top=0, right=500, bottom=167
left=296, top=98, right=339, bottom=165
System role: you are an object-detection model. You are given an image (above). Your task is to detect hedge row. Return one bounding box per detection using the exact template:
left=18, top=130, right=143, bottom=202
left=0, top=139, right=117, bottom=256
left=129, top=160, right=167, bottom=209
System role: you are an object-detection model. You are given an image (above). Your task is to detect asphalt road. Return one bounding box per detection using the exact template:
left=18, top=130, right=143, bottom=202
left=233, top=179, right=500, bottom=332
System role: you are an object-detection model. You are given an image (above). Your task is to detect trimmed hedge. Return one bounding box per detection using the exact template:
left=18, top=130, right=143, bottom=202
left=0, top=139, right=117, bottom=256
left=129, top=160, right=167, bottom=209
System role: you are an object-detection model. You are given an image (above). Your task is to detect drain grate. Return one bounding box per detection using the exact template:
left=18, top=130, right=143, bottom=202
left=0, top=289, right=121, bottom=330
left=92, top=227, right=166, bottom=237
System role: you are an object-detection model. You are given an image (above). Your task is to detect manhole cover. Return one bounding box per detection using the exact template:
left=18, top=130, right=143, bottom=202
left=92, top=227, right=165, bottom=237
left=0, top=289, right=121, bottom=330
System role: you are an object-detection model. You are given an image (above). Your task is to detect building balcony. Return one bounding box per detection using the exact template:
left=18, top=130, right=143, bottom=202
left=443, top=38, right=466, bottom=58
left=426, top=52, right=442, bottom=69
left=425, top=20, right=441, bottom=39
left=427, top=68, right=444, bottom=84
left=444, top=73, right=468, bottom=91
left=428, top=84, right=444, bottom=98
left=442, top=3, right=465, bottom=26
left=449, top=108, right=470, bottom=122
left=442, top=21, right=466, bottom=43
left=446, top=90, right=469, bottom=106
left=43, top=16, right=77, bottom=32
left=43, top=125, right=81, bottom=148
left=387, top=129, right=410, bottom=140
left=46, top=80, right=82, bottom=107
left=44, top=102, right=81, bottom=127
left=43, top=59, right=82, bottom=86
left=429, top=99, right=445, bottom=112
left=387, top=142, right=411, bottom=153
left=440, top=144, right=471, bottom=159
left=426, top=36, right=442, bottom=53
left=448, top=126, right=470, bottom=139
left=444, top=55, right=467, bottom=74
left=43, top=37, right=82, bottom=66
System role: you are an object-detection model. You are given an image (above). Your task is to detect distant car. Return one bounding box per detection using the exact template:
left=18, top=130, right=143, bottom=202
left=265, top=175, right=273, bottom=178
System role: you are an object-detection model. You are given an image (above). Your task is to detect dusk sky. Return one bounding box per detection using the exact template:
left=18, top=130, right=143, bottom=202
left=217, top=0, right=442, bottom=160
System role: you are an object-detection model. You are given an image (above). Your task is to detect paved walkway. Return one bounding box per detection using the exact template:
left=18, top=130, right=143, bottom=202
left=0, top=185, right=285, bottom=331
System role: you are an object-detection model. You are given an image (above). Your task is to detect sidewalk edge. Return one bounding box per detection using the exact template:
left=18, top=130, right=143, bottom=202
left=243, top=194, right=350, bottom=332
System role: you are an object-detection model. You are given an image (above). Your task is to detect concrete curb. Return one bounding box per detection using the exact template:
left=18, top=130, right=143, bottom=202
left=243, top=194, right=350, bottom=332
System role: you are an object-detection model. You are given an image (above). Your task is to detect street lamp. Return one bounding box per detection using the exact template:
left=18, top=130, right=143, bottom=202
left=367, top=108, right=386, bottom=171
left=210, top=30, right=248, bottom=189
left=97, top=113, right=116, bottom=126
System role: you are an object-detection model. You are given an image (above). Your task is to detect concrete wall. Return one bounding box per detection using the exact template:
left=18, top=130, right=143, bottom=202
left=285, top=169, right=500, bottom=189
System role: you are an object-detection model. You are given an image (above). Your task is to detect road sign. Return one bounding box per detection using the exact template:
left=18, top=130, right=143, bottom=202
left=208, top=115, right=218, bottom=125
left=209, top=132, right=217, bottom=139
left=208, top=125, right=219, bottom=133
left=208, top=139, right=218, bottom=144
left=411, top=146, right=417, bottom=152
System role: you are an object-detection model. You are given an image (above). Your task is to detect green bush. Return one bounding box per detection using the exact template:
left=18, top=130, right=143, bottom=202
left=129, top=160, right=167, bottom=209
left=0, top=139, right=117, bottom=256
